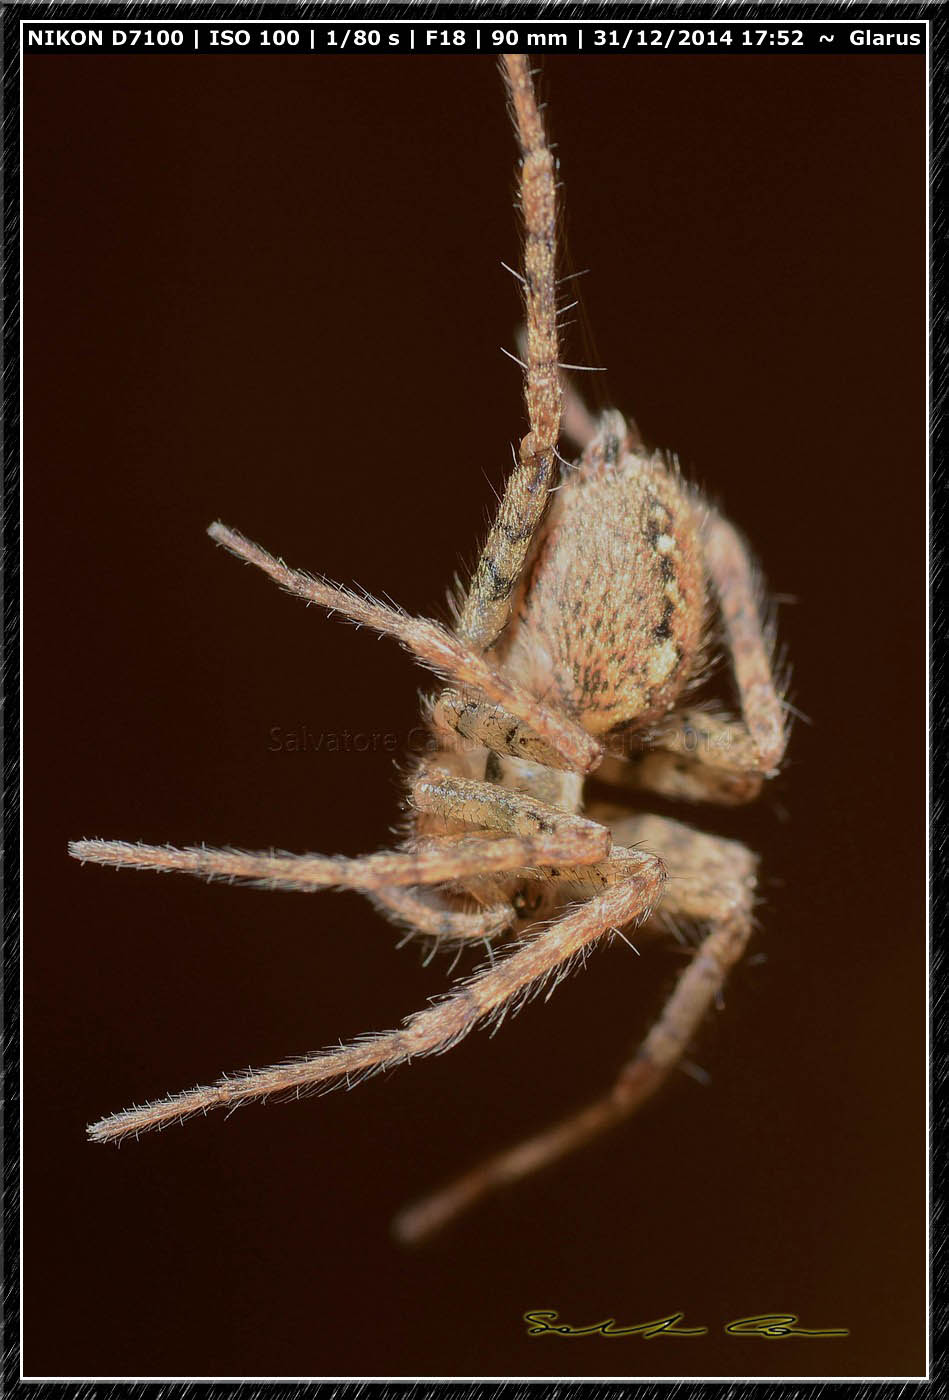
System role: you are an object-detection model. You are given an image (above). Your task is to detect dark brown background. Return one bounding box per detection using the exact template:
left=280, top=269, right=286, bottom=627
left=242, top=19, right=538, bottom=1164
left=24, top=52, right=926, bottom=1379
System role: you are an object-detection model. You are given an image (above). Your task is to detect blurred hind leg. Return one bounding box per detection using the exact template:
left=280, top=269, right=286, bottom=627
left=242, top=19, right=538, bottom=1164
left=394, top=815, right=756, bottom=1243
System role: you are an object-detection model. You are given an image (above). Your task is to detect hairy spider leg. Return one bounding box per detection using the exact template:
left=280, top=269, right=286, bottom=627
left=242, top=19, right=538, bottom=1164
left=86, top=849, right=664, bottom=1145
left=367, top=886, right=515, bottom=944
left=409, top=768, right=595, bottom=840
left=622, top=513, right=789, bottom=804
left=457, top=54, right=563, bottom=653
left=394, top=815, right=755, bottom=1242
left=206, top=521, right=601, bottom=776
left=69, top=824, right=609, bottom=895
left=361, top=759, right=609, bottom=948
left=428, top=691, right=583, bottom=772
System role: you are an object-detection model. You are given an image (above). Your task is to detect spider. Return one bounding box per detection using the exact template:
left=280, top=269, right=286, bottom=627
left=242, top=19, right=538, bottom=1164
left=70, top=55, right=788, bottom=1243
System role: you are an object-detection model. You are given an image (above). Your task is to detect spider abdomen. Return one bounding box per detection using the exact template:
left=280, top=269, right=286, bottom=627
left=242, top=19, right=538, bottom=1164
left=501, top=446, right=706, bottom=736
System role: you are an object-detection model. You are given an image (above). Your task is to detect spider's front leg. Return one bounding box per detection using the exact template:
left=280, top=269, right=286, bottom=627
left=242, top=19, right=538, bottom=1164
left=457, top=55, right=562, bottom=654
left=69, top=824, right=608, bottom=894
left=206, top=522, right=600, bottom=775
left=394, top=815, right=756, bottom=1244
left=71, top=754, right=611, bottom=895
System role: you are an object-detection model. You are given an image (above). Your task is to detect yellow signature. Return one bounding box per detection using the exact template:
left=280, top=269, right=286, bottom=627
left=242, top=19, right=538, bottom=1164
left=524, top=1310, right=850, bottom=1340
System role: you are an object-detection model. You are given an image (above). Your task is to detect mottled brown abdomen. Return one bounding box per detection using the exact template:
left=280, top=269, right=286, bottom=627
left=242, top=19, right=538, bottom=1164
left=499, top=450, right=706, bottom=736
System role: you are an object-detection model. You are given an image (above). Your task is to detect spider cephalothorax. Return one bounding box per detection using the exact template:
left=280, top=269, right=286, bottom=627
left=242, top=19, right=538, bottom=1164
left=71, top=55, right=787, bottom=1243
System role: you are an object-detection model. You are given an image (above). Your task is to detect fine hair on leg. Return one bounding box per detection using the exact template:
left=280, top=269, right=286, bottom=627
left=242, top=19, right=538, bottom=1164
left=394, top=819, right=755, bottom=1242
left=457, top=55, right=563, bottom=653
left=87, top=851, right=665, bottom=1145
left=207, top=521, right=601, bottom=775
